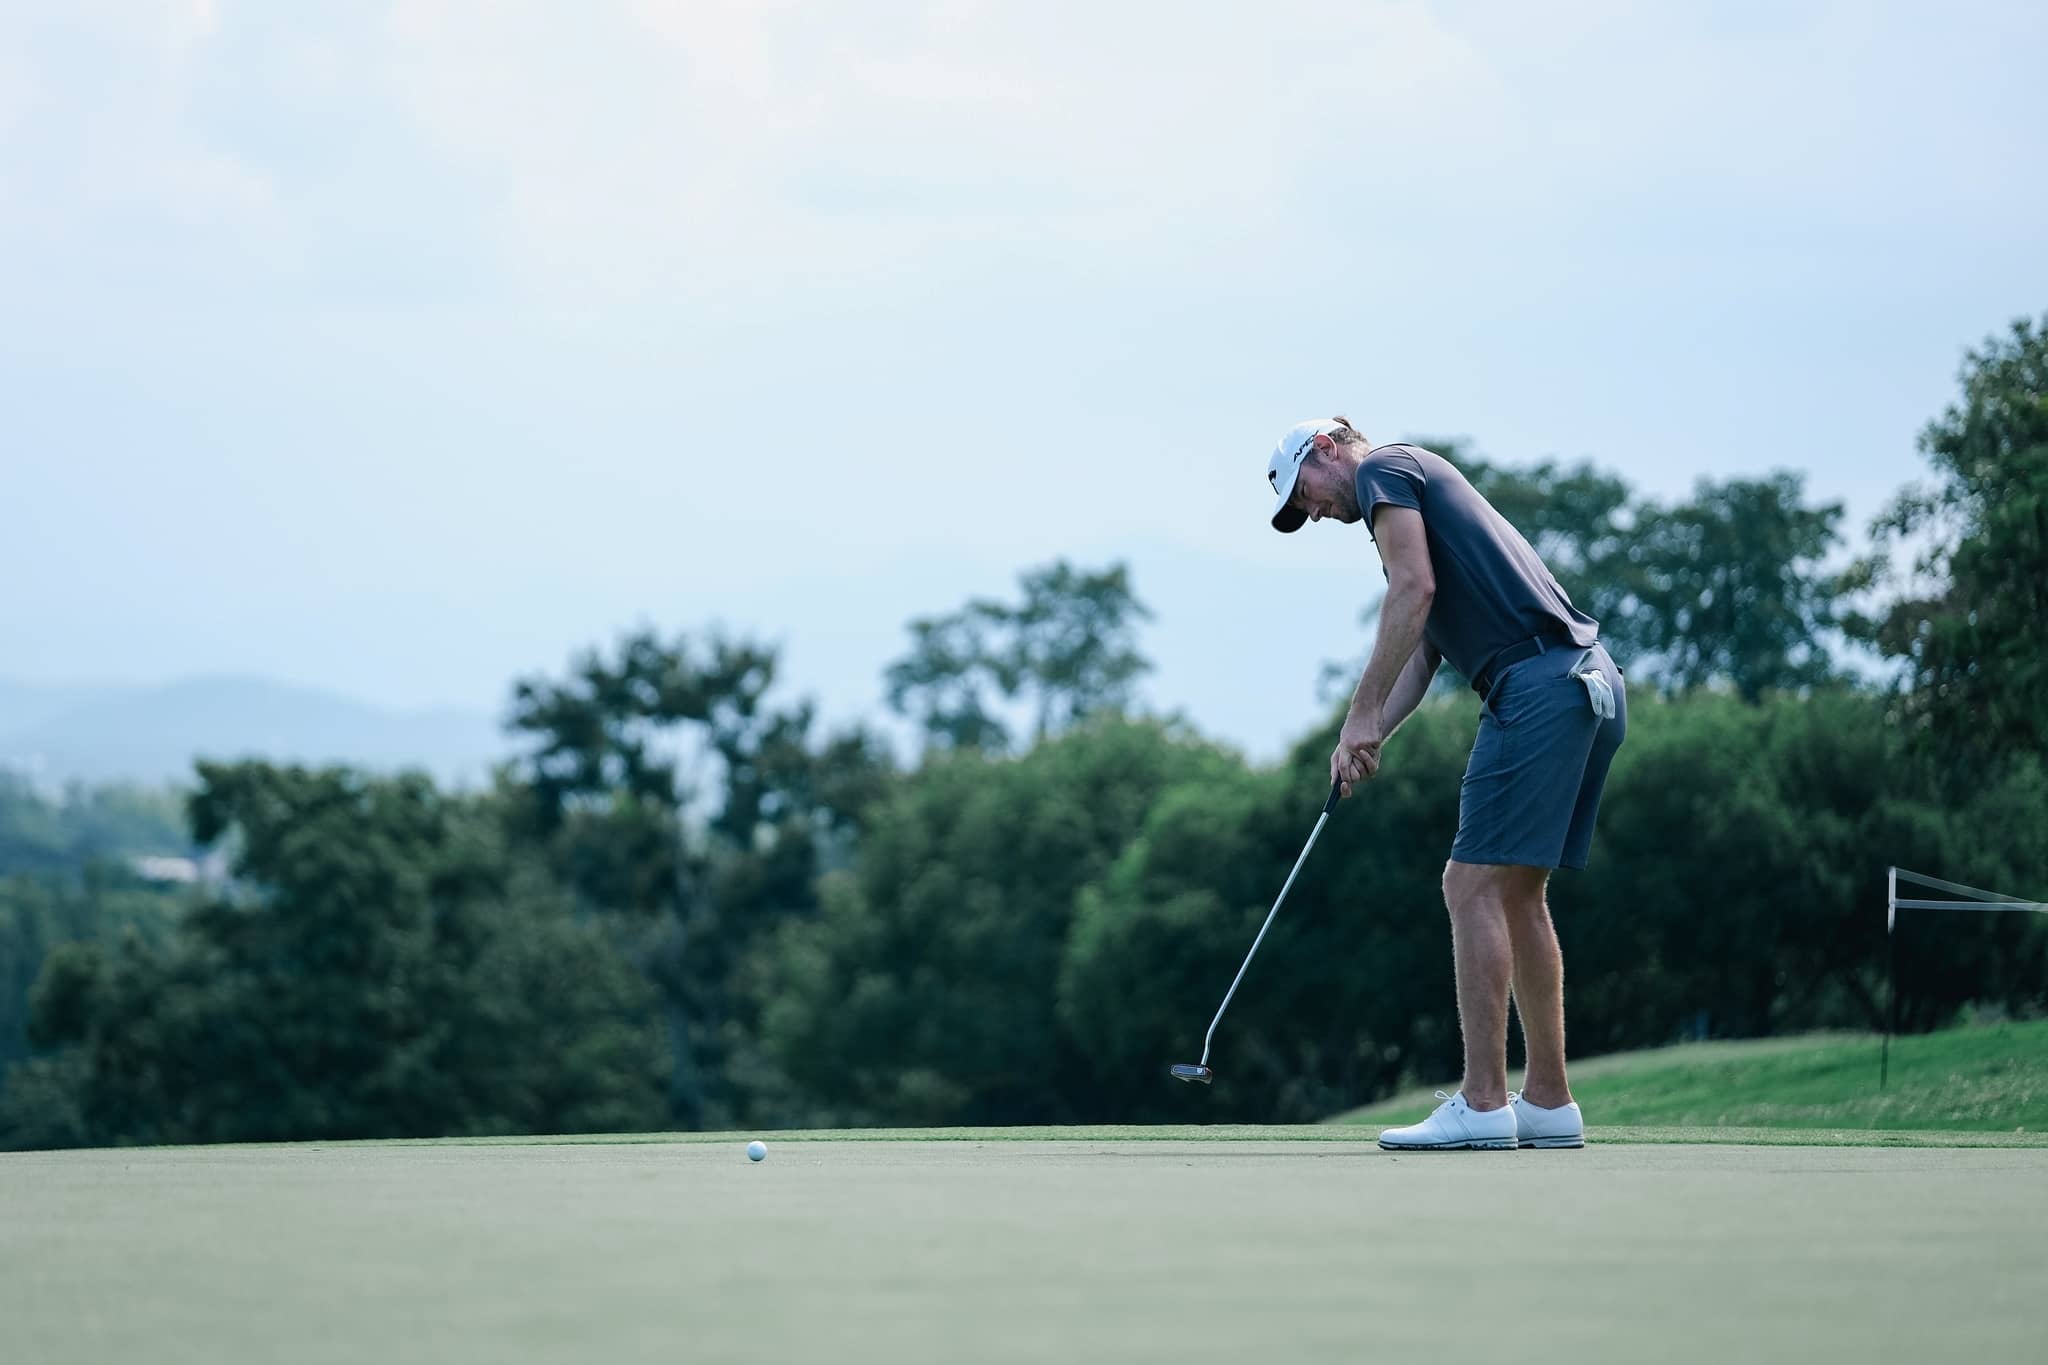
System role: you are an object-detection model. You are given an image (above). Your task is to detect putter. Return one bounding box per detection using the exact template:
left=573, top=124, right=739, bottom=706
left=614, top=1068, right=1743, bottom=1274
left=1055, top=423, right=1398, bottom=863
left=1171, top=777, right=1344, bottom=1084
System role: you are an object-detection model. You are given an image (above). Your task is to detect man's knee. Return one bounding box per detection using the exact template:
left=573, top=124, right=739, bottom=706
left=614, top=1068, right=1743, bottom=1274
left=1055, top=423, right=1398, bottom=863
left=1444, top=859, right=1547, bottom=912
left=1441, top=859, right=1473, bottom=909
left=1444, top=859, right=1509, bottom=910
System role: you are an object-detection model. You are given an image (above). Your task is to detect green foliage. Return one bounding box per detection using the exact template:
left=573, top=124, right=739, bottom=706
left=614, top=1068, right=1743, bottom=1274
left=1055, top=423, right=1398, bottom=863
left=882, top=610, right=1011, bottom=753
left=884, top=559, right=1152, bottom=752
left=0, top=773, right=192, bottom=877
left=1056, top=690, right=2047, bottom=1123
left=754, top=717, right=1234, bottom=1124
left=1062, top=703, right=1478, bottom=1121
left=1462, top=450, right=1853, bottom=699
left=1607, top=473, right=1851, bottom=698
left=0, top=776, right=195, bottom=1125
left=504, top=628, right=896, bottom=1128
left=506, top=629, right=765, bottom=912
left=0, top=868, right=182, bottom=1102
left=1560, top=689, right=2040, bottom=1045
left=1, top=763, right=670, bottom=1149
left=1863, top=314, right=2048, bottom=763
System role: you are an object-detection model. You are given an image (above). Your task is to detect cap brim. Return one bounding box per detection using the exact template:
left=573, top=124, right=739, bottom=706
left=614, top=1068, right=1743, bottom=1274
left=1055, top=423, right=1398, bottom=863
left=1268, top=462, right=1306, bottom=533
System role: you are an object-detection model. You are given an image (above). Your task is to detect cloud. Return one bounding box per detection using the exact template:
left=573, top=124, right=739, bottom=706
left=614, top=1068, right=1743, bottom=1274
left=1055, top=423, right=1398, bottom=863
left=376, top=0, right=1509, bottom=306
left=8, top=0, right=2042, bottom=307
left=0, top=0, right=277, bottom=250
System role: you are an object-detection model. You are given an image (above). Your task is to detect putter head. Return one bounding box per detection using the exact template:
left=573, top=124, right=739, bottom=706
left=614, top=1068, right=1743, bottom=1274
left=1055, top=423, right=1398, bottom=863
left=1169, top=1063, right=1213, bottom=1084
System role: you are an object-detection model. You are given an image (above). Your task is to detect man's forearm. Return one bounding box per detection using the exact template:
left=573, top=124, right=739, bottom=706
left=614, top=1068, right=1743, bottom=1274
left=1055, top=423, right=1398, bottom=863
left=1347, top=581, right=1434, bottom=725
left=1380, top=644, right=1440, bottom=738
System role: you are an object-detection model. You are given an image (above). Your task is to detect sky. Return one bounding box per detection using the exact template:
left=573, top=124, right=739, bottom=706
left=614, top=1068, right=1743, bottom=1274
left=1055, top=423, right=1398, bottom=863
left=3, top=0, right=2044, bottom=762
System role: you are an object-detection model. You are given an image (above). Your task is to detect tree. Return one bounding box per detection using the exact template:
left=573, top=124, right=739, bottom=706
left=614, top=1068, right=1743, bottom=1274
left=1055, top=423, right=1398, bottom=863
left=884, top=560, right=1153, bottom=753
left=1056, top=689, right=2048, bottom=1124
left=755, top=717, right=1234, bottom=1125
left=504, top=629, right=895, bottom=1127
left=1059, top=705, right=1477, bottom=1121
left=0, top=867, right=181, bottom=1110
left=0, top=774, right=192, bottom=879
left=505, top=630, right=772, bottom=913
left=1001, top=561, right=1155, bottom=742
left=5, top=763, right=669, bottom=1149
left=506, top=630, right=888, bottom=907
left=1863, top=314, right=2048, bottom=763
left=1608, top=472, right=1852, bottom=699
left=880, top=613, right=1011, bottom=754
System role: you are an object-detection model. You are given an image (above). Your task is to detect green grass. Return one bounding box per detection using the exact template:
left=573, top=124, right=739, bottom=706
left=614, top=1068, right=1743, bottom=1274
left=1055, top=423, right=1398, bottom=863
left=1334, top=1018, right=2048, bottom=1133
left=313, top=1122, right=2047, bottom=1150
left=8, top=1027, right=2043, bottom=1363
left=8, top=1137, right=2048, bottom=1364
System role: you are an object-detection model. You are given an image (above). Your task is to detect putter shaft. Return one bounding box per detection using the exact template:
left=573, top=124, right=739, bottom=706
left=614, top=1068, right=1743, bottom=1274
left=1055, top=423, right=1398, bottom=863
left=1196, top=779, right=1343, bottom=1067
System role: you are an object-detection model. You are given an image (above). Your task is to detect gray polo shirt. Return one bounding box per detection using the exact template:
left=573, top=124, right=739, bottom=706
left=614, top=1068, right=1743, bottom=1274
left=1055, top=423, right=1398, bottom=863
left=1355, top=443, right=1598, bottom=683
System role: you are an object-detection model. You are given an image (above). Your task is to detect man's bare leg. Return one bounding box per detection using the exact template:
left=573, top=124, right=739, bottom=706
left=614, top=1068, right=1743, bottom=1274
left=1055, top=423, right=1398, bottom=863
left=1504, top=873, right=1574, bottom=1109
left=1441, top=860, right=1531, bottom=1110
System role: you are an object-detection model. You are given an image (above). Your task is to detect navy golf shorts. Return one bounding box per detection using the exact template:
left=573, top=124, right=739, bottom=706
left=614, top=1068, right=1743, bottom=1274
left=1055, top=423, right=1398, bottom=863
left=1450, top=641, right=1626, bottom=872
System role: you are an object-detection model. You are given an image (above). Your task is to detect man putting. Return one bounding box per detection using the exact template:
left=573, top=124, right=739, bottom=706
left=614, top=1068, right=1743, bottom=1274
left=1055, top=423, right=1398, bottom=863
left=1266, top=417, right=1626, bottom=1151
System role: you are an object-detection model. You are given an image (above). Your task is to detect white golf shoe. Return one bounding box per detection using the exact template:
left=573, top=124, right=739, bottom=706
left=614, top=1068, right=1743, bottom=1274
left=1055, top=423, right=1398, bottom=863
left=1376, top=1091, right=1518, bottom=1151
left=1509, top=1092, right=1585, bottom=1149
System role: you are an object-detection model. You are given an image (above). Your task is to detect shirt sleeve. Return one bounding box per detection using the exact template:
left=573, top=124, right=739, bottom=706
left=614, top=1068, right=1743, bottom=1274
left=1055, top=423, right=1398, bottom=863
left=1354, top=446, right=1427, bottom=535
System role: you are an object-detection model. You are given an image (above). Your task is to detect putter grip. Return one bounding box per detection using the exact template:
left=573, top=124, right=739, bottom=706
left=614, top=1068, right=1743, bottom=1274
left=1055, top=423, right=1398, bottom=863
left=1323, top=777, right=1343, bottom=815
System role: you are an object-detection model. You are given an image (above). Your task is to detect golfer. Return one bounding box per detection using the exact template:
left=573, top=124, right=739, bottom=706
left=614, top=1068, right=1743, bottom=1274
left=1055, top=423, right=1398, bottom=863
left=1265, top=417, right=1626, bottom=1151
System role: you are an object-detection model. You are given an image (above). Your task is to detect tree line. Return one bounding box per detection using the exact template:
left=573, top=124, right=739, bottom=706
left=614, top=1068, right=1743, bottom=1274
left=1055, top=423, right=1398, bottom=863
left=2, top=315, right=2043, bottom=1148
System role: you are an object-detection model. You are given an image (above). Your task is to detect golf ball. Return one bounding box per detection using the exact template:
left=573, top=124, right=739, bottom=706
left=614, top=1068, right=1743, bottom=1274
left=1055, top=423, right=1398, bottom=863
left=746, top=1140, right=767, bottom=1162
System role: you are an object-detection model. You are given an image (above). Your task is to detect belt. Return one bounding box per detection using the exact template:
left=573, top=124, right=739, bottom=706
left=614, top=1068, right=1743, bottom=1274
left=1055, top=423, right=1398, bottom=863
left=1471, top=632, right=1580, bottom=701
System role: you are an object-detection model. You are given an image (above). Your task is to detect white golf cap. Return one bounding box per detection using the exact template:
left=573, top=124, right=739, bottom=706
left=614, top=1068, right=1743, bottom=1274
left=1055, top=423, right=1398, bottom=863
left=1266, top=418, right=1345, bottom=533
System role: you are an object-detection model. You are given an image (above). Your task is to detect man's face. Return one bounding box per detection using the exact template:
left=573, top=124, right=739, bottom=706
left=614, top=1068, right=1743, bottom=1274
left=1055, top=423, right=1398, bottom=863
left=1289, top=441, right=1362, bottom=526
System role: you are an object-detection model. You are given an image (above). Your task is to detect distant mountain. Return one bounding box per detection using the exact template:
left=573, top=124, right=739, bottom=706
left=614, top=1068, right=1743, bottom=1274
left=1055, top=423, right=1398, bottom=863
left=0, top=677, right=509, bottom=788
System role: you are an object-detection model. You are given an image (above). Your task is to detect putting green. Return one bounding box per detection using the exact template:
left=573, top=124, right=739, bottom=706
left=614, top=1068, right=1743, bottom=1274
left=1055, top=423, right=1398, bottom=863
left=5, top=1133, right=2041, bottom=1364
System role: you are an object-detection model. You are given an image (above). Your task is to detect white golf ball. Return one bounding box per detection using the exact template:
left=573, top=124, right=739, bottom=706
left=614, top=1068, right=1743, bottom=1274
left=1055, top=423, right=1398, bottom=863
left=746, top=1140, right=767, bottom=1162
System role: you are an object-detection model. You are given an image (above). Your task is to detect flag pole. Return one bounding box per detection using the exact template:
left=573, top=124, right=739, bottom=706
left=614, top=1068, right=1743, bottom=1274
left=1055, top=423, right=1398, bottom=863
left=1881, top=866, right=1897, bottom=1090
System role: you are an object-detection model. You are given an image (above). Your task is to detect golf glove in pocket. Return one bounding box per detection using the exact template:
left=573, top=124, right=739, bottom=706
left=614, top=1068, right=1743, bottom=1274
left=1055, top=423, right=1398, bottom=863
left=1569, top=651, right=1617, bottom=720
